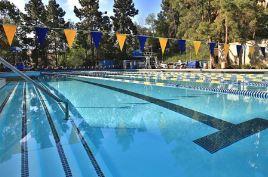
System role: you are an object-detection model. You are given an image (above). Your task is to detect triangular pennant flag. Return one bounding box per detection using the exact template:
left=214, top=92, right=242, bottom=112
left=193, top=41, right=201, bottom=55
left=64, top=29, right=76, bottom=48
left=260, top=47, right=266, bottom=57
left=178, top=40, right=186, bottom=53
left=116, top=33, right=127, bottom=51
left=35, top=27, right=48, bottom=46
left=209, top=42, right=216, bottom=55
left=137, top=35, right=148, bottom=51
left=159, top=38, right=168, bottom=55
left=249, top=46, right=255, bottom=56
left=3, top=24, right=17, bottom=46
left=236, top=45, right=242, bottom=57
left=224, top=44, right=230, bottom=56
left=91, top=31, right=102, bottom=49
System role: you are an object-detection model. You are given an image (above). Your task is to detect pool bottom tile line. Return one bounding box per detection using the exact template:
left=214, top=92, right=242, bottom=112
left=72, top=77, right=268, bottom=154
left=37, top=80, right=106, bottom=177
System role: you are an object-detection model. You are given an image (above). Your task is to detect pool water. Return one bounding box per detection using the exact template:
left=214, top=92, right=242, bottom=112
left=0, top=74, right=268, bottom=177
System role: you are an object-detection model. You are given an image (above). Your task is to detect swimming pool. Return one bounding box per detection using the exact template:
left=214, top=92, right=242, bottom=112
left=0, top=72, right=268, bottom=177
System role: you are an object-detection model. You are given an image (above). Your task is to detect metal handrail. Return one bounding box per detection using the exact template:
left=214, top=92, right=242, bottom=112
left=0, top=57, right=69, bottom=119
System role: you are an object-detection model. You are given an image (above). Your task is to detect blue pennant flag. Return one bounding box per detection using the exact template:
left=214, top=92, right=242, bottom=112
left=35, top=27, right=48, bottom=46
left=138, top=35, right=148, bottom=51
left=178, top=40, right=186, bottom=53
left=91, top=31, right=102, bottom=49
left=209, top=42, right=216, bottom=55
left=236, top=45, right=242, bottom=56
left=260, top=47, right=266, bottom=57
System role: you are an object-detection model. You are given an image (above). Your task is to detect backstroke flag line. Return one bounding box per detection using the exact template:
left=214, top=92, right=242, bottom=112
left=35, top=27, right=49, bottom=46
left=178, top=40, right=186, bottom=53
left=138, top=35, right=148, bottom=51
left=64, top=29, right=76, bottom=48
left=249, top=46, right=255, bottom=56
left=224, top=44, right=230, bottom=56
left=209, top=42, right=216, bottom=55
left=116, top=33, right=127, bottom=51
left=260, top=47, right=266, bottom=57
left=159, top=38, right=168, bottom=55
left=91, top=31, right=103, bottom=49
left=3, top=24, right=17, bottom=46
left=193, top=41, right=201, bottom=55
left=236, top=45, right=242, bottom=57
left=1, top=23, right=267, bottom=57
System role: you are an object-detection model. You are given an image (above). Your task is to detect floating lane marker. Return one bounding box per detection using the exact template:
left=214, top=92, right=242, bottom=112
left=156, top=83, right=165, bottom=86
left=144, top=82, right=151, bottom=85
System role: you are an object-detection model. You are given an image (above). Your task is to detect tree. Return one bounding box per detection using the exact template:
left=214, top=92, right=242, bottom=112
left=111, top=0, right=139, bottom=61
left=0, top=1, right=29, bottom=65
left=24, top=0, right=47, bottom=67
left=145, top=13, right=157, bottom=34
left=111, top=0, right=139, bottom=34
left=0, top=0, right=21, bottom=48
left=74, top=0, right=103, bottom=64
left=46, top=0, right=66, bottom=66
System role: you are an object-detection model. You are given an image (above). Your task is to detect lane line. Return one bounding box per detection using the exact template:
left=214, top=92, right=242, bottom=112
left=73, top=78, right=235, bottom=130
left=35, top=87, right=73, bottom=177
left=38, top=80, right=105, bottom=177
left=21, top=82, right=29, bottom=177
left=0, top=83, right=17, bottom=115
left=73, top=77, right=268, bottom=154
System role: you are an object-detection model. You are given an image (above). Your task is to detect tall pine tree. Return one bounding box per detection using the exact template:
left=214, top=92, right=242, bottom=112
left=24, top=0, right=47, bottom=67
left=46, top=0, right=66, bottom=66
left=111, top=0, right=139, bottom=34
left=74, top=0, right=103, bottom=64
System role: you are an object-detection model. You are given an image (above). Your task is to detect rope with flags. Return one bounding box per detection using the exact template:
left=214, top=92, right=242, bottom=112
left=0, top=24, right=267, bottom=58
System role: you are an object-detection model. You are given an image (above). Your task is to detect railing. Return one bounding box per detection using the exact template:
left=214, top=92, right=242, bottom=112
left=0, top=57, right=69, bottom=119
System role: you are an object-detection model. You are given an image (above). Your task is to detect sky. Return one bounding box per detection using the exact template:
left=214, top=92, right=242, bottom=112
left=9, top=0, right=162, bottom=26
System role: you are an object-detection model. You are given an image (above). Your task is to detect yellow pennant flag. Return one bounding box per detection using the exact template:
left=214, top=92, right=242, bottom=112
left=223, top=44, right=230, bottom=56
left=159, top=38, right=168, bottom=55
left=116, top=33, right=127, bottom=51
left=249, top=46, right=255, bottom=56
left=193, top=41, right=201, bottom=55
left=3, top=24, right=17, bottom=46
left=64, top=29, right=76, bottom=48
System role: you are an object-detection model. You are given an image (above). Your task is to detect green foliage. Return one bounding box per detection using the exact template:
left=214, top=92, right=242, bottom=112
left=46, top=0, right=66, bottom=66
left=60, top=47, right=86, bottom=67
left=155, top=0, right=268, bottom=42
left=111, top=0, right=139, bottom=34
left=1, top=0, right=267, bottom=68
left=165, top=44, right=210, bottom=63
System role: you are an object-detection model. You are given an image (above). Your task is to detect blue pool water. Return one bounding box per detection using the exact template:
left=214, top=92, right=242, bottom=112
left=0, top=74, right=268, bottom=177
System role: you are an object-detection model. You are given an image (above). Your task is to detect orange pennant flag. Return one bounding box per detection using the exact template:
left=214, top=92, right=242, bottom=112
left=193, top=41, right=201, bottom=55
left=223, top=44, right=230, bottom=56
left=3, top=24, right=17, bottom=46
left=64, top=29, right=76, bottom=48
left=249, top=46, right=255, bottom=56
left=159, top=38, right=168, bottom=55
left=116, top=33, right=127, bottom=51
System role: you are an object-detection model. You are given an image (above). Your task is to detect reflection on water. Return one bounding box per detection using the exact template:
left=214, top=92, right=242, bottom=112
left=37, top=76, right=268, bottom=177
left=0, top=83, right=22, bottom=162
